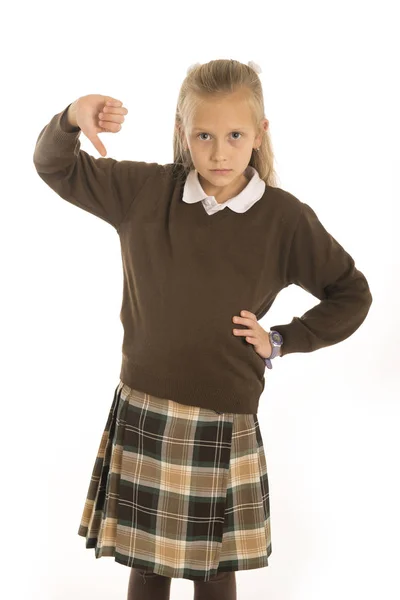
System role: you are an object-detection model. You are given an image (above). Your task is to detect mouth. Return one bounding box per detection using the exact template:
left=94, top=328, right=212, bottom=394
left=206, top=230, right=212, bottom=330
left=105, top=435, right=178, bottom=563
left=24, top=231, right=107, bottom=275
left=211, top=169, right=232, bottom=173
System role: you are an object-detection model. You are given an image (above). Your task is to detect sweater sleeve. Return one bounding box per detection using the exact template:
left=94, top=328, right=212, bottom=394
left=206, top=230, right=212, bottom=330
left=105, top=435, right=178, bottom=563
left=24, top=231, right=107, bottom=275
left=271, top=201, right=373, bottom=356
left=33, top=103, right=160, bottom=232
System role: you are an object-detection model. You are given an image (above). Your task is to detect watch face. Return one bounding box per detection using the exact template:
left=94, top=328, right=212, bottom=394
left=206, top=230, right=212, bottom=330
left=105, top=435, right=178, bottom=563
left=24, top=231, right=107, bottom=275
left=271, top=331, right=283, bottom=344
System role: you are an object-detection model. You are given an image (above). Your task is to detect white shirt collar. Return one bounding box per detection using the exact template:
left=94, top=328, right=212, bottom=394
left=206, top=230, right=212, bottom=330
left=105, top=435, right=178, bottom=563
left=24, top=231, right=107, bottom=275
left=182, top=165, right=266, bottom=214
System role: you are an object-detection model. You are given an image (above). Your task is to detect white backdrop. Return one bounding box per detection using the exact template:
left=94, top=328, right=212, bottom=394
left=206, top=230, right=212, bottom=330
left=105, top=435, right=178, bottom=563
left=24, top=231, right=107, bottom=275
left=1, top=0, right=399, bottom=599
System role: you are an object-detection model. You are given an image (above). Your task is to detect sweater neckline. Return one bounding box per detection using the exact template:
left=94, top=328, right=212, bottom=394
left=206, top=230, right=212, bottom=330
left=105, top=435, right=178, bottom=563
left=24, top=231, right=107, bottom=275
left=189, top=197, right=239, bottom=225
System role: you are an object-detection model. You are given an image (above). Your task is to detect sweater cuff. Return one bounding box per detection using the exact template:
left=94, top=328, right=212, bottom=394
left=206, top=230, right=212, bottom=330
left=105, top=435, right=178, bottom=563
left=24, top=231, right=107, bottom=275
left=59, top=103, right=81, bottom=134
left=270, top=317, right=316, bottom=357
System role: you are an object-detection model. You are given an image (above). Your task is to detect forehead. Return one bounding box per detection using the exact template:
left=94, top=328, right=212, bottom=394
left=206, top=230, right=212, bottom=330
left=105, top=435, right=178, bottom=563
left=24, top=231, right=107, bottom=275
left=189, top=93, right=255, bottom=131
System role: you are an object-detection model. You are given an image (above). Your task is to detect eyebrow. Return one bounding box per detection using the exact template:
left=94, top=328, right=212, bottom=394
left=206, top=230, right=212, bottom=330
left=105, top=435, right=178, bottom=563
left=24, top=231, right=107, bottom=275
left=192, top=127, right=250, bottom=132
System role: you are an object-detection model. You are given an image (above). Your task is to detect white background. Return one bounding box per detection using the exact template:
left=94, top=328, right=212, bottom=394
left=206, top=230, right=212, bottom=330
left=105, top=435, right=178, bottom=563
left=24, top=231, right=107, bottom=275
left=1, top=0, right=399, bottom=598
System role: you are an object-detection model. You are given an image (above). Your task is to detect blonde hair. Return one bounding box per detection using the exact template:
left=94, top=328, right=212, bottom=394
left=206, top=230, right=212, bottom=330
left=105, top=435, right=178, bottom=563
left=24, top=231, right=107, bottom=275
left=172, top=58, right=280, bottom=187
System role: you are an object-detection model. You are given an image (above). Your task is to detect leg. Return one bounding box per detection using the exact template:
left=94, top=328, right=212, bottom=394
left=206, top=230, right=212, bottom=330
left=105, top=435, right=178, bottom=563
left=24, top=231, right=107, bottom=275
left=193, top=570, right=237, bottom=600
left=127, top=568, right=172, bottom=600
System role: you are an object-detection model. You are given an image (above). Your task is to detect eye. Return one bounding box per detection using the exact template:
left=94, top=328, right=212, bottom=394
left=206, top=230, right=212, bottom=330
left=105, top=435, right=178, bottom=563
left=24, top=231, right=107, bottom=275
left=197, top=132, right=243, bottom=141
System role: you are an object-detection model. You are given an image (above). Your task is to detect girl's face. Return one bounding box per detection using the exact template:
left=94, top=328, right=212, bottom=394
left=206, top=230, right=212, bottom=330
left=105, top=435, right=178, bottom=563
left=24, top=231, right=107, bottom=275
left=183, top=89, right=268, bottom=202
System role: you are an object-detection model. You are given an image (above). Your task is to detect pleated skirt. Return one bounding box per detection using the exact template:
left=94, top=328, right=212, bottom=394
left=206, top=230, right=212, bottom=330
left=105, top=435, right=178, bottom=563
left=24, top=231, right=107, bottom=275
left=77, top=380, right=272, bottom=582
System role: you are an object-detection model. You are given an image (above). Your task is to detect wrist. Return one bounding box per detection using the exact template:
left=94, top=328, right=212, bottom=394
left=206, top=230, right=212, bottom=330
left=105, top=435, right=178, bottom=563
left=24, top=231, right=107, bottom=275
left=66, top=100, right=79, bottom=129
left=266, top=330, right=284, bottom=362
left=268, top=345, right=282, bottom=358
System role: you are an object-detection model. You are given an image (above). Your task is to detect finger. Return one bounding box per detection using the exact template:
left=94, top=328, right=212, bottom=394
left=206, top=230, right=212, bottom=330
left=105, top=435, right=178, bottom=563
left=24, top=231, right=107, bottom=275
left=87, top=132, right=107, bottom=157
left=241, top=310, right=256, bottom=320
left=234, top=316, right=254, bottom=326
left=98, top=112, right=125, bottom=124
left=105, top=98, right=123, bottom=107
left=233, top=328, right=252, bottom=335
left=99, top=121, right=122, bottom=133
left=102, top=106, right=128, bottom=115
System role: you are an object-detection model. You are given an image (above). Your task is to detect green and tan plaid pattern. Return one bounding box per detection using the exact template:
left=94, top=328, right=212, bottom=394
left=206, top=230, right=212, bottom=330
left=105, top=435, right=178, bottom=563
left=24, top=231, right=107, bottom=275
left=78, top=381, right=272, bottom=581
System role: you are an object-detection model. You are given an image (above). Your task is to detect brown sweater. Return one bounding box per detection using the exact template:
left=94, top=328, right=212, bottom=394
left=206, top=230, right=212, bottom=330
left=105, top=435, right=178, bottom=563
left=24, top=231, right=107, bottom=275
left=33, top=103, right=373, bottom=414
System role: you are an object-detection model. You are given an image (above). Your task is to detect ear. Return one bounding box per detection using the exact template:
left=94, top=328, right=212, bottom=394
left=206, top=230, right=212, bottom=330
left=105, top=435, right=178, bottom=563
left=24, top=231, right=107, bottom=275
left=254, top=119, right=269, bottom=146
left=263, top=119, right=269, bottom=131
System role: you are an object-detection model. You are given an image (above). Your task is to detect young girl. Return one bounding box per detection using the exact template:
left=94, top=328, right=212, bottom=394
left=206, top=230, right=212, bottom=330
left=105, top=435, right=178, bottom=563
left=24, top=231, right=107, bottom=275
left=33, top=59, right=373, bottom=600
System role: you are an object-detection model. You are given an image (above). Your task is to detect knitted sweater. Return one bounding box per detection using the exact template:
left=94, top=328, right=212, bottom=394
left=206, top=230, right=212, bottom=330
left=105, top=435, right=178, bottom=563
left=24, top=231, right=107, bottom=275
left=32, top=103, right=373, bottom=414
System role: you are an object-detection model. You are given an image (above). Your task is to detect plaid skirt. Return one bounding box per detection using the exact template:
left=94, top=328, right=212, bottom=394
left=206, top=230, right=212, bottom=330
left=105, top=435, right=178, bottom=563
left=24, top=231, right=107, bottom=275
left=77, top=380, right=272, bottom=582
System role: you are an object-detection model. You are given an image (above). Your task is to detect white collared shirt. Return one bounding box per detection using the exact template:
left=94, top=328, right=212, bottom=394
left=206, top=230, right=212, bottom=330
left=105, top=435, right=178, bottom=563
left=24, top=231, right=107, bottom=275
left=182, top=165, right=266, bottom=215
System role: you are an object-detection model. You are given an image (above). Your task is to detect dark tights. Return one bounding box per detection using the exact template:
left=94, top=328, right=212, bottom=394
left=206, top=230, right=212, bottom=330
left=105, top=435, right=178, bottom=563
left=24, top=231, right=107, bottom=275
left=127, top=567, right=237, bottom=600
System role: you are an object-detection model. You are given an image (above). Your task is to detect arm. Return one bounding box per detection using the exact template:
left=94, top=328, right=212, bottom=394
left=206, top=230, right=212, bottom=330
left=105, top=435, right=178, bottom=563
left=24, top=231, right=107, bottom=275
left=271, top=202, right=373, bottom=356
left=33, top=103, right=160, bottom=231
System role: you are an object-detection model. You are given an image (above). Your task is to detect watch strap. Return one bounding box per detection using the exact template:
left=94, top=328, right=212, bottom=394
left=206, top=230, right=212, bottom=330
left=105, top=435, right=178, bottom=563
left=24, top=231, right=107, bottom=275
left=264, top=330, right=283, bottom=369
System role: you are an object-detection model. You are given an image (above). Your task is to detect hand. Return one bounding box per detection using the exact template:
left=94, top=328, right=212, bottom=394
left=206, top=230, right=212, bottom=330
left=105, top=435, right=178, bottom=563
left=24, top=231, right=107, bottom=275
left=70, top=94, right=129, bottom=157
left=232, top=310, right=274, bottom=359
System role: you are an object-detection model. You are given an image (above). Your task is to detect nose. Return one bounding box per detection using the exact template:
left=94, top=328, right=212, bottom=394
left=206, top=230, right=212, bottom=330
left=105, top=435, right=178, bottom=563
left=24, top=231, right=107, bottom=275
left=211, top=143, right=229, bottom=162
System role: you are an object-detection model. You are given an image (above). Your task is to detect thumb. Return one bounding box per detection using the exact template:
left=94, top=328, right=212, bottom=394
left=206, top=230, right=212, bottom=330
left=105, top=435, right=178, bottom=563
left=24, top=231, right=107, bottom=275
left=87, top=131, right=107, bottom=157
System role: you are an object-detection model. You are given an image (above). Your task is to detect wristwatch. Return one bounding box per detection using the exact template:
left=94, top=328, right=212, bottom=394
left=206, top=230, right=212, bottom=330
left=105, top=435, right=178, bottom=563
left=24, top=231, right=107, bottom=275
left=264, top=330, right=284, bottom=369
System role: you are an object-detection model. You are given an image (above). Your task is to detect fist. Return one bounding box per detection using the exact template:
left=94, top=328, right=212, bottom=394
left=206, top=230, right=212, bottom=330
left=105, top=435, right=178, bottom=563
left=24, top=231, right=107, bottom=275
left=70, top=94, right=129, bottom=157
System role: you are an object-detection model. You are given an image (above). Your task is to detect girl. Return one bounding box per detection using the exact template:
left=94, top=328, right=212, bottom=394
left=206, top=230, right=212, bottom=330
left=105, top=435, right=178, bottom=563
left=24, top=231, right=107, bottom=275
left=33, top=59, right=373, bottom=600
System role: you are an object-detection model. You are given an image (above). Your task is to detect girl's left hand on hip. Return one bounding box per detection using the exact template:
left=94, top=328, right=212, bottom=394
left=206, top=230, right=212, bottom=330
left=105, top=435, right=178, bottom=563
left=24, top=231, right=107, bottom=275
left=232, top=310, right=272, bottom=359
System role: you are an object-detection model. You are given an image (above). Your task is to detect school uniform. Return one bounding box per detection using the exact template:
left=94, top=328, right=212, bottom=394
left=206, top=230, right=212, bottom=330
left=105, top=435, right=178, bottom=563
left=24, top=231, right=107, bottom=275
left=33, top=104, right=373, bottom=582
